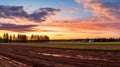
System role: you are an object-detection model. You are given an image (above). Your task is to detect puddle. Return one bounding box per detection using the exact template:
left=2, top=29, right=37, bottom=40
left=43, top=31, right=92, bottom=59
left=37, top=52, right=113, bottom=62
left=75, top=55, right=113, bottom=62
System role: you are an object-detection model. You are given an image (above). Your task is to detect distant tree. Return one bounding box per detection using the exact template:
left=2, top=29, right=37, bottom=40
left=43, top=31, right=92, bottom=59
left=12, top=34, right=16, bottom=42
left=17, top=34, right=27, bottom=42
left=30, top=34, right=49, bottom=42
left=36, top=35, right=40, bottom=42
left=43, top=35, right=49, bottom=42
left=39, top=35, right=49, bottom=42
left=30, top=34, right=34, bottom=42
left=30, top=34, right=39, bottom=42
left=0, top=37, right=2, bottom=43
left=1, top=33, right=50, bottom=43
left=3, top=33, right=9, bottom=43
left=39, top=35, right=43, bottom=41
left=9, top=35, right=12, bottom=43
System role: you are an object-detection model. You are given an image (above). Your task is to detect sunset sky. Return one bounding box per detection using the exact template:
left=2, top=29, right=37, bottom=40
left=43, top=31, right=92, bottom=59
left=0, top=0, right=120, bottom=40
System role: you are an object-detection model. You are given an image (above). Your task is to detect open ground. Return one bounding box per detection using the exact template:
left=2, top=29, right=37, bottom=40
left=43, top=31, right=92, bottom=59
left=0, top=42, right=120, bottom=67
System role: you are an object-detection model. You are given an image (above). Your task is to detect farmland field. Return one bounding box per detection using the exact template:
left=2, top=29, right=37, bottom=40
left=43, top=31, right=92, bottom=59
left=0, top=42, right=120, bottom=67
left=2, top=42, right=120, bottom=50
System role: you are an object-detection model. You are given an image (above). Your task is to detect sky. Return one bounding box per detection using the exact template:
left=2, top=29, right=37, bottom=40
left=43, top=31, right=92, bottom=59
left=0, top=0, right=120, bottom=40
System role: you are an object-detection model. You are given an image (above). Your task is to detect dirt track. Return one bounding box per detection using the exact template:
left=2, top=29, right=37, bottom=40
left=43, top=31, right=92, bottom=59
left=0, top=44, right=120, bottom=67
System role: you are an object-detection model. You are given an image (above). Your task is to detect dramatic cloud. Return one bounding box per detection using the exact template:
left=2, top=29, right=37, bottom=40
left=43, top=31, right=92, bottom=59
left=95, top=23, right=120, bottom=30
left=0, top=5, right=27, bottom=18
left=41, top=19, right=120, bottom=32
left=66, top=21, right=120, bottom=31
left=0, top=5, right=60, bottom=22
left=0, top=23, right=37, bottom=32
left=75, top=0, right=120, bottom=22
left=30, top=8, right=60, bottom=22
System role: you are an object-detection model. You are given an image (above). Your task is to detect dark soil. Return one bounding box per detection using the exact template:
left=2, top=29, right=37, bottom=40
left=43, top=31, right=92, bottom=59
left=0, top=44, right=120, bottom=67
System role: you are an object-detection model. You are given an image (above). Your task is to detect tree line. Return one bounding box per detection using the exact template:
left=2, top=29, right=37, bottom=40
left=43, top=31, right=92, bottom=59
left=78, top=38, right=120, bottom=42
left=0, top=33, right=119, bottom=43
left=50, top=38, right=120, bottom=42
left=0, top=33, right=49, bottom=43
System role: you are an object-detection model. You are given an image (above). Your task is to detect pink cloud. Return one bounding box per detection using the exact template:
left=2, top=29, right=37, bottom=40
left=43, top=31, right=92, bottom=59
left=75, top=0, right=120, bottom=22
left=39, top=18, right=120, bottom=33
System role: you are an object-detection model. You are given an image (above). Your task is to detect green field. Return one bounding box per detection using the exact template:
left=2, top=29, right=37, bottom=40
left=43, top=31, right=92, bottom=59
left=1, top=42, right=120, bottom=50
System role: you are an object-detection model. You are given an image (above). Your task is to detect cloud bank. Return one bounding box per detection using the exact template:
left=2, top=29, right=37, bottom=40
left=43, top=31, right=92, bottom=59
left=0, top=23, right=37, bottom=32
left=0, top=5, right=60, bottom=22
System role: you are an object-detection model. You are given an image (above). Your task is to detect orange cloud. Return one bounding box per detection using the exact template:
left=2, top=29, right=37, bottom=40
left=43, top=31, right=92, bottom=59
left=75, top=0, right=120, bottom=22
left=39, top=17, right=120, bottom=33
